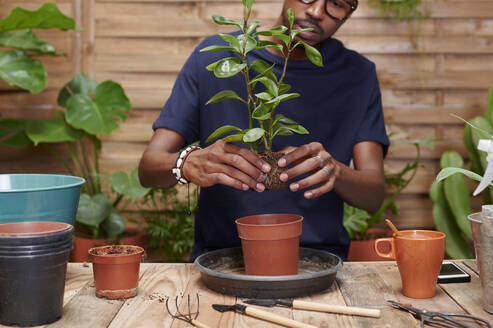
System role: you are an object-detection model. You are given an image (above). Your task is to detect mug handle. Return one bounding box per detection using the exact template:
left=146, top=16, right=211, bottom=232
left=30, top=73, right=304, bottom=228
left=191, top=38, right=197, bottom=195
left=374, top=238, right=395, bottom=259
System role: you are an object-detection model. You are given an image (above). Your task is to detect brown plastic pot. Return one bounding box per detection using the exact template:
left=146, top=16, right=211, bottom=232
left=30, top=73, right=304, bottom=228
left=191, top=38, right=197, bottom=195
left=236, top=213, right=302, bottom=276
left=89, top=245, right=144, bottom=300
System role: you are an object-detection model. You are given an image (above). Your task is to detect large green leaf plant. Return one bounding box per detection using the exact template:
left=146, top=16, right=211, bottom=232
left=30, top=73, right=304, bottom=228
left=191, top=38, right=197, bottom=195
left=0, top=73, right=149, bottom=239
left=432, top=86, right=493, bottom=259
left=0, top=3, right=78, bottom=93
left=203, top=0, right=322, bottom=154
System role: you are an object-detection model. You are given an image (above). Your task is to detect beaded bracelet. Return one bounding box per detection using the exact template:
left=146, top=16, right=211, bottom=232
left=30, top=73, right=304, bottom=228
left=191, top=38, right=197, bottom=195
left=171, top=145, right=201, bottom=184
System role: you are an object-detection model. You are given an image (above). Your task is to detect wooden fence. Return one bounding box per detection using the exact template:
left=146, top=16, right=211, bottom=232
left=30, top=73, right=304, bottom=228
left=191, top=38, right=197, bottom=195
left=2, top=0, right=493, bottom=229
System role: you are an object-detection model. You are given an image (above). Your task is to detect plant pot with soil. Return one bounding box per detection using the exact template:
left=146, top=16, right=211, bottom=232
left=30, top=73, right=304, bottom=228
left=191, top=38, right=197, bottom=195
left=202, top=1, right=323, bottom=190
left=89, top=245, right=144, bottom=300
left=236, top=213, right=302, bottom=275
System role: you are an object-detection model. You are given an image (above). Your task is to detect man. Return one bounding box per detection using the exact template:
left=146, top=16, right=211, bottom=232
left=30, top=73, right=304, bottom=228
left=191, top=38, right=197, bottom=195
left=139, top=0, right=389, bottom=261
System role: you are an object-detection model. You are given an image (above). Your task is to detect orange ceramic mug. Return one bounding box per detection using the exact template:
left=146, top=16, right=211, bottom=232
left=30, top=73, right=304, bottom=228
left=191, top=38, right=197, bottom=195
left=374, top=230, right=446, bottom=299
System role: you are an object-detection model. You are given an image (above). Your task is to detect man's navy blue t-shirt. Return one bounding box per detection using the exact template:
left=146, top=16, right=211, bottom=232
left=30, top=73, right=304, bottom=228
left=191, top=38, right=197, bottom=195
left=153, top=33, right=389, bottom=261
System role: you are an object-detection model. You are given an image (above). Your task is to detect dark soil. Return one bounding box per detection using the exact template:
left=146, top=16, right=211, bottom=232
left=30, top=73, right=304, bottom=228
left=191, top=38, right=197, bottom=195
left=90, top=245, right=138, bottom=256
left=259, top=151, right=288, bottom=190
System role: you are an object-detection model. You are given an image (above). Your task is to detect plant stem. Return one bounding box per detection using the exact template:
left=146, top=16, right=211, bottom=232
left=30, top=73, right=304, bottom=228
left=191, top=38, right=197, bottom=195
left=91, top=138, right=102, bottom=194
left=68, top=143, right=90, bottom=193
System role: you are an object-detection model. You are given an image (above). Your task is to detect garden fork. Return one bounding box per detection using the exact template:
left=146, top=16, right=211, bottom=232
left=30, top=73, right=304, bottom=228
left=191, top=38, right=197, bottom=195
left=165, top=294, right=211, bottom=328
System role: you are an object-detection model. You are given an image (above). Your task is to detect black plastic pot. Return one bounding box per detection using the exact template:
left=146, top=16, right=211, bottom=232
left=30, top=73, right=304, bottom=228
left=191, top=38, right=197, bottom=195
left=0, top=237, right=73, bottom=252
left=0, top=239, right=73, bottom=256
left=0, top=249, right=71, bottom=326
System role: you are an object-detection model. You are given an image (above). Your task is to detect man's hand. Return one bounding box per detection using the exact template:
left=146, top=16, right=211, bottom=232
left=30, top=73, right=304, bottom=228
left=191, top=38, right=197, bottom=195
left=278, top=142, right=340, bottom=199
left=182, top=140, right=270, bottom=192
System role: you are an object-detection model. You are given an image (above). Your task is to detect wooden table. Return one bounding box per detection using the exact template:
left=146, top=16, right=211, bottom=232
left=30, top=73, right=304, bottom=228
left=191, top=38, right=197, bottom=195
left=6, top=260, right=492, bottom=328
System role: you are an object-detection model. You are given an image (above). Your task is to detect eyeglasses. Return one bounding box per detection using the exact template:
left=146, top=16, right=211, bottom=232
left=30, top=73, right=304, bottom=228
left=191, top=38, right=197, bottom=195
left=299, top=0, right=358, bottom=22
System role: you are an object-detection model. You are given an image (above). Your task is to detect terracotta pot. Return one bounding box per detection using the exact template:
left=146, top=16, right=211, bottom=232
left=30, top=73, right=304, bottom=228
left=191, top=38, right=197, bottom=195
left=89, top=245, right=144, bottom=300
left=71, top=236, right=111, bottom=262
left=118, top=227, right=148, bottom=249
left=236, top=213, right=302, bottom=276
left=347, top=228, right=393, bottom=262
left=71, top=227, right=147, bottom=262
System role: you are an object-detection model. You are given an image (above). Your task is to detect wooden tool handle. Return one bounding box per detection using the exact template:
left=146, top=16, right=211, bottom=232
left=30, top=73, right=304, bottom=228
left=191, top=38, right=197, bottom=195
left=245, top=306, right=317, bottom=328
left=293, top=300, right=381, bottom=318
left=191, top=319, right=212, bottom=328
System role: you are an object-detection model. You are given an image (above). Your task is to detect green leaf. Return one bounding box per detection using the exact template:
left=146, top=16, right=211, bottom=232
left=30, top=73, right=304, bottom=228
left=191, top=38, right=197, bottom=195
left=486, top=86, right=493, bottom=126
left=110, top=169, right=150, bottom=202
left=243, top=128, right=265, bottom=142
left=252, top=103, right=271, bottom=120
left=57, top=73, right=98, bottom=107
left=250, top=59, right=277, bottom=81
left=218, top=33, right=241, bottom=52
left=200, top=45, right=235, bottom=53
left=76, top=193, right=112, bottom=228
left=254, top=26, right=288, bottom=37
left=0, top=29, right=59, bottom=55
left=242, top=0, right=255, bottom=12
left=343, top=203, right=371, bottom=239
left=255, top=40, right=283, bottom=52
left=274, top=123, right=309, bottom=137
left=286, top=8, right=295, bottom=29
left=65, top=80, right=131, bottom=135
left=213, top=57, right=247, bottom=78
left=254, top=92, right=273, bottom=101
left=246, top=21, right=259, bottom=35
left=0, top=50, right=46, bottom=93
left=436, top=167, right=484, bottom=184
left=249, top=76, right=278, bottom=97
left=0, top=118, right=30, bottom=147
left=291, top=28, right=313, bottom=40
left=206, top=90, right=244, bottom=105
left=101, top=209, right=126, bottom=238
left=266, top=93, right=300, bottom=104
left=206, top=125, right=242, bottom=143
left=279, top=83, right=291, bottom=94
left=238, top=34, right=256, bottom=54
left=0, top=3, right=78, bottom=32
left=211, top=15, right=243, bottom=31
left=25, top=118, right=83, bottom=145
left=223, top=132, right=245, bottom=142
left=301, top=41, right=323, bottom=67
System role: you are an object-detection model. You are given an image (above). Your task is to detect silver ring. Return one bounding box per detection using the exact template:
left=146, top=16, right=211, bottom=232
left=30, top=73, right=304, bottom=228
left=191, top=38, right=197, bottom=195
left=322, top=166, right=331, bottom=176
left=314, top=154, right=324, bottom=168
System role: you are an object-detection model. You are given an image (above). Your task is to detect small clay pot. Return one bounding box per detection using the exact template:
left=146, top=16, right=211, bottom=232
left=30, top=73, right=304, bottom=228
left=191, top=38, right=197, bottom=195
left=89, top=245, right=144, bottom=300
left=236, top=213, right=302, bottom=276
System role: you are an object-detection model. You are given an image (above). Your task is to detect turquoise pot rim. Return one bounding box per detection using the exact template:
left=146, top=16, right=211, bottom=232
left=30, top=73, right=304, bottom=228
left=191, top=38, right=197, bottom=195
left=0, top=174, right=86, bottom=193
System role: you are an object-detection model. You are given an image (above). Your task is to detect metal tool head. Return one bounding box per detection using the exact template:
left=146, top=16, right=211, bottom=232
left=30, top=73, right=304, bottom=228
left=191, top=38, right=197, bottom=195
left=212, top=304, right=246, bottom=314
left=165, top=294, right=200, bottom=325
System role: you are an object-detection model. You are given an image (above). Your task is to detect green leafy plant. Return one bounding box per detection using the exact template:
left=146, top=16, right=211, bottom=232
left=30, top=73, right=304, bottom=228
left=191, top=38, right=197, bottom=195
left=344, top=137, right=433, bottom=239
left=369, top=0, right=423, bottom=20
left=0, top=3, right=79, bottom=93
left=0, top=73, right=146, bottom=239
left=432, top=87, right=493, bottom=259
left=142, top=187, right=197, bottom=262
left=202, top=0, right=322, bottom=154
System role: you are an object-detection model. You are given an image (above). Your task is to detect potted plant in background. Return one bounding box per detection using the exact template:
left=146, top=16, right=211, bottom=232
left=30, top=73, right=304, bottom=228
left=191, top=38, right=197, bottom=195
left=431, top=86, right=493, bottom=259
left=369, top=0, right=423, bottom=20
left=0, top=71, right=151, bottom=261
left=0, top=3, right=78, bottom=94
left=344, top=137, right=433, bottom=261
left=201, top=0, right=322, bottom=275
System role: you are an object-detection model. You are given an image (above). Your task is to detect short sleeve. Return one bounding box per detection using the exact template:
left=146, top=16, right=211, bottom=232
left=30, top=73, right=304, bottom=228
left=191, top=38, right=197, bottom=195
left=152, top=48, right=200, bottom=144
left=354, top=65, right=389, bottom=157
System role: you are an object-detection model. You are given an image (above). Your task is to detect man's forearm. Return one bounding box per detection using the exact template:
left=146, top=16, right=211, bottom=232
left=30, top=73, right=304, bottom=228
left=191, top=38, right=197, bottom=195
left=138, top=150, right=179, bottom=189
left=334, top=162, right=385, bottom=214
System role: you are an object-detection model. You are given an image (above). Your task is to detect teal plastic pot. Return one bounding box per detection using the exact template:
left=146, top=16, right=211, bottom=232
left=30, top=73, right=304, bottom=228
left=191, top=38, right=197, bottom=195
left=0, top=174, right=85, bottom=225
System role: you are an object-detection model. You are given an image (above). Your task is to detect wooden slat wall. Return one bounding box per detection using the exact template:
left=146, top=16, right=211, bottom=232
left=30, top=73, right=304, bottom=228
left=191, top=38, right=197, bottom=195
left=2, top=0, right=493, bottom=229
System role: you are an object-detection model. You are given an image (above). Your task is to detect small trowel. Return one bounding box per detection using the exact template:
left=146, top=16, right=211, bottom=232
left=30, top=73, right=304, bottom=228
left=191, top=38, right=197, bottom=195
left=212, top=303, right=317, bottom=328
left=244, top=299, right=381, bottom=318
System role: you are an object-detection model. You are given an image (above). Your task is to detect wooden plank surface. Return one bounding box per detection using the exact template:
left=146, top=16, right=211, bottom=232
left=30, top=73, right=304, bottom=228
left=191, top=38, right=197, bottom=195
left=0, top=261, right=489, bottom=328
